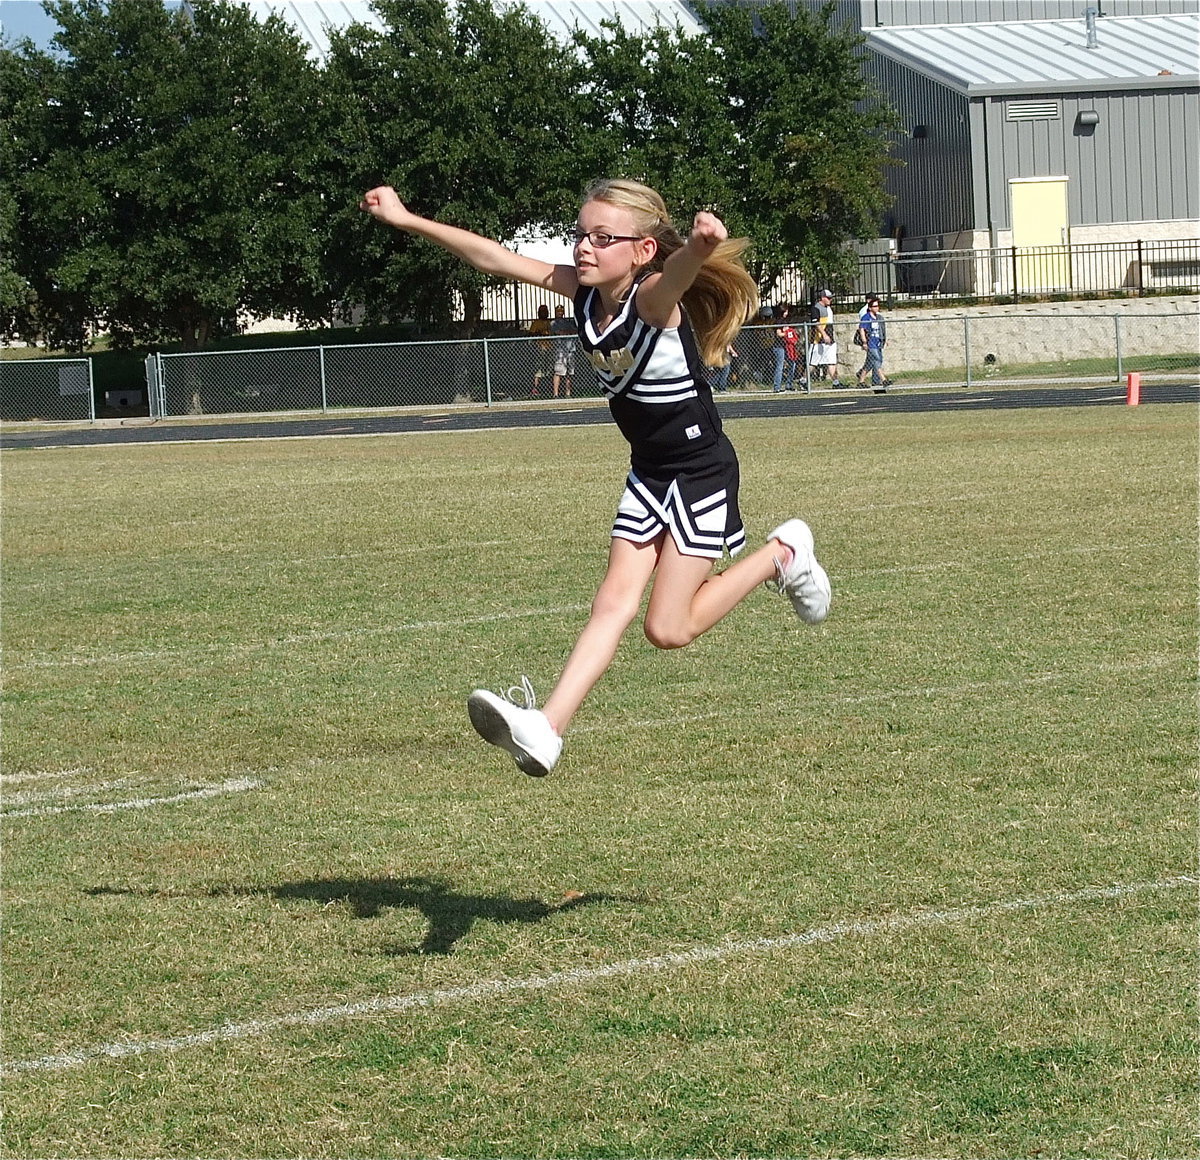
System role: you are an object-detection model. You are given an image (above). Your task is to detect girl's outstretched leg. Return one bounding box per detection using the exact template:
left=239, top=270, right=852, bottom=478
left=540, top=536, right=661, bottom=734
left=467, top=524, right=829, bottom=777
left=468, top=536, right=659, bottom=776
left=642, top=537, right=775, bottom=649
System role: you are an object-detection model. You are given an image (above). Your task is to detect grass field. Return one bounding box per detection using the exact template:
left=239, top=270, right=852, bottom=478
left=2, top=402, right=1196, bottom=1159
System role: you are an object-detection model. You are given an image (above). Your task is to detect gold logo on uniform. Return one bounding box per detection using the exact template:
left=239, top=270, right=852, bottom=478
left=590, top=347, right=635, bottom=373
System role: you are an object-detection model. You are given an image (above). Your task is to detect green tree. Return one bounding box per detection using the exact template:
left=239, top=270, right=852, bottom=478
left=577, top=2, right=898, bottom=294
left=571, top=19, right=733, bottom=217
left=4, top=0, right=336, bottom=350
left=0, top=44, right=58, bottom=342
left=324, top=0, right=601, bottom=332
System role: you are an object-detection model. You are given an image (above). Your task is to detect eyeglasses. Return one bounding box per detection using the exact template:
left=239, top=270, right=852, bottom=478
left=570, top=230, right=642, bottom=249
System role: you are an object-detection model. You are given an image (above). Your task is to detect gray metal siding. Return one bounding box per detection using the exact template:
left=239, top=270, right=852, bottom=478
left=861, top=0, right=1198, bottom=25
left=703, top=0, right=1198, bottom=29
left=866, top=1, right=1087, bottom=25
left=970, top=99, right=992, bottom=231
left=984, top=87, right=1200, bottom=226
left=866, top=56, right=974, bottom=238
left=1097, top=89, right=1200, bottom=222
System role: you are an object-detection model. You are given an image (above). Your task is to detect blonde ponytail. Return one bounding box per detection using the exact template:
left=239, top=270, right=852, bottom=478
left=582, top=180, right=759, bottom=367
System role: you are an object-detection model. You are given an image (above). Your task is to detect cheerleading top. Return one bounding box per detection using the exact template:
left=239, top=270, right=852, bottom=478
left=573, top=278, right=727, bottom=474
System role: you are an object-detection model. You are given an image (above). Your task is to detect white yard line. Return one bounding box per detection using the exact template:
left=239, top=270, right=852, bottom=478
left=0, top=767, right=92, bottom=785
left=0, top=777, right=262, bottom=820
left=1, top=778, right=131, bottom=807
left=3, top=875, right=1192, bottom=1076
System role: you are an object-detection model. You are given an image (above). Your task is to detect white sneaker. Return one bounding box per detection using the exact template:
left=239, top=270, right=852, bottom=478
left=467, top=678, right=562, bottom=777
left=767, top=519, right=831, bottom=624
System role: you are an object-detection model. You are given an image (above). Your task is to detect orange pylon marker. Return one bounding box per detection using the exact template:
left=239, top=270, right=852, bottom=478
left=1126, top=372, right=1141, bottom=406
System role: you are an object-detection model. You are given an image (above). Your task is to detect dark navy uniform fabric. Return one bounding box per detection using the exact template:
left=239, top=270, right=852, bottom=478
left=574, top=279, right=746, bottom=558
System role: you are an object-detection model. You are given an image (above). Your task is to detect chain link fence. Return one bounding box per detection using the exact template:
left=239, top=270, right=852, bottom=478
left=138, top=313, right=1195, bottom=417
left=0, top=358, right=95, bottom=422
left=729, top=312, right=1200, bottom=392
left=152, top=335, right=606, bottom=414
left=4, top=309, right=1196, bottom=422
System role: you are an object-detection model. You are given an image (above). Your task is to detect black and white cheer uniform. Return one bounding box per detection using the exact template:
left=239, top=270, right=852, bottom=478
left=574, top=278, right=746, bottom=559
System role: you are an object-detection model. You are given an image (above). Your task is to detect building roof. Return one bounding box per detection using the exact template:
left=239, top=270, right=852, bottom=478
left=240, top=1, right=704, bottom=59
left=865, top=13, right=1200, bottom=95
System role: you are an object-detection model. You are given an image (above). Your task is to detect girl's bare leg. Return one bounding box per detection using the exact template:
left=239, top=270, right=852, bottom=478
left=542, top=532, right=790, bottom=734
left=643, top=535, right=782, bottom=650
left=540, top=536, right=662, bottom=735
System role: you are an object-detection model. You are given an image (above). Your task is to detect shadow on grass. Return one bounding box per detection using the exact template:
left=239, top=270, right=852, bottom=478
left=269, top=876, right=635, bottom=956
left=86, top=876, right=638, bottom=956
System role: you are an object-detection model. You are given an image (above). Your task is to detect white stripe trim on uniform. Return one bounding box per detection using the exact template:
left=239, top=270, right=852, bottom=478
left=691, top=489, right=728, bottom=514
left=666, top=486, right=726, bottom=554
left=618, top=475, right=730, bottom=557
left=582, top=288, right=634, bottom=345
left=626, top=386, right=699, bottom=405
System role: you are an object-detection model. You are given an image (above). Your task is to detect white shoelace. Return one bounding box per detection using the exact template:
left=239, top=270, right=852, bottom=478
left=500, top=675, right=538, bottom=711
left=765, top=552, right=791, bottom=594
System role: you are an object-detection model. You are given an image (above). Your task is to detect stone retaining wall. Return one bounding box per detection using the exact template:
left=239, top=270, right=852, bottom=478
left=835, top=295, right=1199, bottom=374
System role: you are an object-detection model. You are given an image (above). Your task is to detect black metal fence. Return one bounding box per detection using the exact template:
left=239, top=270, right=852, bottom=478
left=502, top=237, right=1200, bottom=324
left=862, top=238, right=1200, bottom=303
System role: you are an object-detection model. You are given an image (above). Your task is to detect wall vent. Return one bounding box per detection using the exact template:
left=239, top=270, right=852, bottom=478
left=1007, top=100, right=1060, bottom=121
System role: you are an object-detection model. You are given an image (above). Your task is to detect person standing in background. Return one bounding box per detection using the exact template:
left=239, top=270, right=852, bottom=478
left=529, top=304, right=553, bottom=396
left=772, top=304, right=800, bottom=393
left=550, top=304, right=577, bottom=397
left=855, top=296, right=892, bottom=393
left=806, top=289, right=842, bottom=389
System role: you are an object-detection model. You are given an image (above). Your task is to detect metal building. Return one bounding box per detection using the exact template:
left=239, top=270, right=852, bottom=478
left=711, top=0, right=1199, bottom=28
left=866, top=13, right=1199, bottom=261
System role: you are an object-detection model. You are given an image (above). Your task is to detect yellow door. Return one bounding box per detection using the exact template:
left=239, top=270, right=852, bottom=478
left=1010, top=177, right=1070, bottom=292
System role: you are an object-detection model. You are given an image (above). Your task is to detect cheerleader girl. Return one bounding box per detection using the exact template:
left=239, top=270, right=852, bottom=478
left=361, top=179, right=831, bottom=777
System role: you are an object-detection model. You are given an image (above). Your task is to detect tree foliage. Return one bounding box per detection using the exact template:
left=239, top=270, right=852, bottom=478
left=576, top=2, right=898, bottom=292
left=1, top=44, right=58, bottom=341
left=4, top=0, right=335, bottom=349
left=1, top=0, right=896, bottom=348
left=323, top=0, right=599, bottom=330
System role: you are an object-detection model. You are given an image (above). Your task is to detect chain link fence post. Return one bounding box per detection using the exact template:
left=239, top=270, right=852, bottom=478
left=963, top=315, right=972, bottom=388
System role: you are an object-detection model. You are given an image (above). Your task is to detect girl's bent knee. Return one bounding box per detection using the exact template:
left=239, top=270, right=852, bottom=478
left=643, top=620, right=695, bottom=650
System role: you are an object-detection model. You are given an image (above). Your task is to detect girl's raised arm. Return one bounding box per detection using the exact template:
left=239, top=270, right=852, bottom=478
left=635, top=210, right=728, bottom=329
left=360, top=186, right=578, bottom=298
